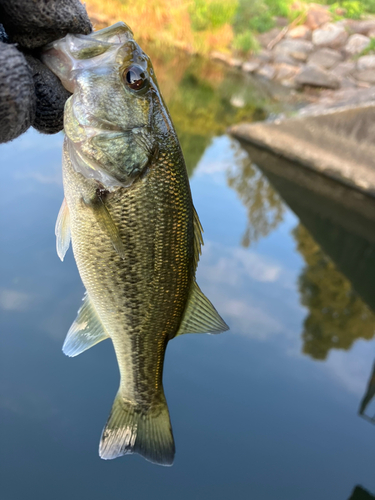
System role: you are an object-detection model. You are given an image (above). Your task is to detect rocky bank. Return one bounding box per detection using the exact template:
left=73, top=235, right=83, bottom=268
left=212, top=4, right=375, bottom=113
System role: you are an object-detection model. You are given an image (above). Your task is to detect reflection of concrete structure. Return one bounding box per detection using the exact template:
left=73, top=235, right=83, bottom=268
left=359, top=362, right=375, bottom=423
left=233, top=139, right=375, bottom=424
left=235, top=141, right=375, bottom=312
left=230, top=104, right=375, bottom=197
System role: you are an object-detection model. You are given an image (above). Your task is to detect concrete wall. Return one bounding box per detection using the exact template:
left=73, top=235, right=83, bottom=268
left=230, top=104, right=375, bottom=196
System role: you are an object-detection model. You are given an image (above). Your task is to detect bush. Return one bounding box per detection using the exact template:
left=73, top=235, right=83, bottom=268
left=264, top=0, right=292, bottom=17
left=362, top=0, right=375, bottom=13
left=189, top=0, right=237, bottom=32
left=329, top=1, right=362, bottom=18
left=233, top=0, right=275, bottom=34
left=233, top=30, right=260, bottom=53
left=325, top=0, right=375, bottom=15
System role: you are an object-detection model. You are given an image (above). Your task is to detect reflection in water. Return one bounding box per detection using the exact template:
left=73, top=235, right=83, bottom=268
left=231, top=140, right=375, bottom=425
left=1, top=45, right=374, bottom=498
left=227, top=143, right=284, bottom=247
left=348, top=485, right=375, bottom=500
left=147, top=48, right=281, bottom=175
left=233, top=142, right=375, bottom=354
left=294, top=224, right=375, bottom=360
left=359, top=361, right=375, bottom=423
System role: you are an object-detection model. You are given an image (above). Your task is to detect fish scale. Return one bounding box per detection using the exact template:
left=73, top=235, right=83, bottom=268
left=64, top=136, right=193, bottom=404
left=43, top=21, right=228, bottom=465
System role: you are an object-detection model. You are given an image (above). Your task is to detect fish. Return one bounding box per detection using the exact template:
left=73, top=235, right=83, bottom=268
left=42, top=22, right=228, bottom=466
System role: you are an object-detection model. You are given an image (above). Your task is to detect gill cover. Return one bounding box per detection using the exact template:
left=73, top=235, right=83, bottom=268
left=42, top=22, right=156, bottom=189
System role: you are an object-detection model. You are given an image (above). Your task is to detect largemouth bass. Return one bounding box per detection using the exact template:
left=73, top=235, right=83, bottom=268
left=42, top=22, right=228, bottom=466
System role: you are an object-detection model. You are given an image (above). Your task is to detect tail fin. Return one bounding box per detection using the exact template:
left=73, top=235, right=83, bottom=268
left=99, top=390, right=175, bottom=466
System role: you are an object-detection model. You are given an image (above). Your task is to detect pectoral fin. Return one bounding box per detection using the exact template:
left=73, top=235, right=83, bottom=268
left=84, top=193, right=125, bottom=259
left=55, top=198, right=71, bottom=261
left=63, top=292, right=109, bottom=357
left=176, top=281, right=229, bottom=337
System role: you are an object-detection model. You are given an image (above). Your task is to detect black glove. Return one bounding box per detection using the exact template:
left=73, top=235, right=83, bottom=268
left=0, top=0, right=92, bottom=143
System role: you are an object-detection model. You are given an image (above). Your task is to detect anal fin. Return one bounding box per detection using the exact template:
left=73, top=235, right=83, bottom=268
left=63, top=292, right=109, bottom=357
left=55, top=198, right=71, bottom=261
left=176, top=281, right=229, bottom=337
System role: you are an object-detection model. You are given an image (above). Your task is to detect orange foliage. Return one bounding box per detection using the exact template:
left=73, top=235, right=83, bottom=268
left=86, top=0, right=194, bottom=51
left=85, top=0, right=234, bottom=54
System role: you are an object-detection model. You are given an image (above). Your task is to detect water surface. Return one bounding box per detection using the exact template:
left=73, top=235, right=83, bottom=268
left=0, top=54, right=374, bottom=500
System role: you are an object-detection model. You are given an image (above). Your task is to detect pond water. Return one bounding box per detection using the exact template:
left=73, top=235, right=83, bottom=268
left=0, top=52, right=374, bottom=500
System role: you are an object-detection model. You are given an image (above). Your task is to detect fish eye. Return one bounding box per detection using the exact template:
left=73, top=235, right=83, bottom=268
left=123, top=65, right=148, bottom=91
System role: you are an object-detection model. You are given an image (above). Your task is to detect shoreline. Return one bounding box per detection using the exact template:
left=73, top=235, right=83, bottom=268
left=87, top=4, right=375, bottom=115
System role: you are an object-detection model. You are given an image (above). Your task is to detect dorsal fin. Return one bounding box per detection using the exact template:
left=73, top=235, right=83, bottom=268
left=193, top=205, right=204, bottom=271
left=63, top=292, right=109, bottom=357
left=55, top=198, right=71, bottom=261
left=175, top=281, right=229, bottom=337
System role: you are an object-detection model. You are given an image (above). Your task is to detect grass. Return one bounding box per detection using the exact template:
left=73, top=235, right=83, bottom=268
left=358, top=37, right=375, bottom=56
left=85, top=0, right=375, bottom=56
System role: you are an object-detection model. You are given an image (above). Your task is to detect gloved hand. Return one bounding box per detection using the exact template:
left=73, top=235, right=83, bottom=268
left=0, top=0, right=92, bottom=143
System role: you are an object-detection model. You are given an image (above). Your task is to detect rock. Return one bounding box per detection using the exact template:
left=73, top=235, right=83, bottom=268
left=286, top=25, right=312, bottom=40
left=356, top=80, right=372, bottom=89
left=305, top=4, right=332, bottom=30
left=230, top=95, right=245, bottom=108
left=355, top=70, right=375, bottom=84
left=257, top=28, right=282, bottom=48
left=334, top=19, right=349, bottom=30
left=331, top=61, right=355, bottom=78
left=334, top=8, right=347, bottom=17
left=295, top=64, right=341, bottom=89
left=257, top=64, right=276, bottom=80
left=339, top=77, right=358, bottom=89
left=273, top=52, right=299, bottom=65
left=345, top=34, right=371, bottom=56
left=298, top=87, right=375, bottom=115
left=280, top=76, right=300, bottom=89
left=228, top=57, right=243, bottom=68
left=274, top=63, right=301, bottom=81
left=357, top=55, right=375, bottom=72
left=274, top=39, right=314, bottom=62
left=210, top=51, right=231, bottom=64
left=275, top=17, right=289, bottom=27
left=346, top=19, right=375, bottom=36
left=312, top=23, right=348, bottom=49
left=242, top=60, right=261, bottom=73
left=258, top=49, right=273, bottom=63
left=308, top=48, right=343, bottom=69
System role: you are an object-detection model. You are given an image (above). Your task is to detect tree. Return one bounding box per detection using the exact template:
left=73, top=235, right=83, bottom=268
left=294, top=224, right=375, bottom=360
left=227, top=146, right=284, bottom=247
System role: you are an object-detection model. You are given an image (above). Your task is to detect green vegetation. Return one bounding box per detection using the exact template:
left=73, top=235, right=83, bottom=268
left=164, top=58, right=270, bottom=175
left=140, top=47, right=272, bottom=175
left=189, top=0, right=237, bottom=31
left=325, top=0, right=375, bottom=14
left=232, top=31, right=260, bottom=54
left=359, top=37, right=375, bottom=56
left=86, top=0, right=375, bottom=55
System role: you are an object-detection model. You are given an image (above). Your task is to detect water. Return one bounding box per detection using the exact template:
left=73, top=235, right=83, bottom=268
left=0, top=55, right=374, bottom=500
